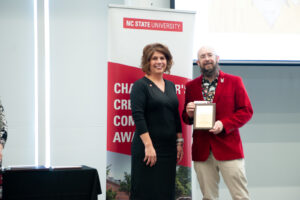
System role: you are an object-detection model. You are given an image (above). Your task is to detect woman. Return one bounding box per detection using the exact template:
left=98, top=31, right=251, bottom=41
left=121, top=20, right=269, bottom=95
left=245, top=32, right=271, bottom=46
left=130, top=43, right=184, bottom=200
left=0, top=99, right=8, bottom=163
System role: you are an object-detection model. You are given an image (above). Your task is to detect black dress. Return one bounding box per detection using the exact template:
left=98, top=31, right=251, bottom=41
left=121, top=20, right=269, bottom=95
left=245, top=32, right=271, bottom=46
left=130, top=77, right=182, bottom=200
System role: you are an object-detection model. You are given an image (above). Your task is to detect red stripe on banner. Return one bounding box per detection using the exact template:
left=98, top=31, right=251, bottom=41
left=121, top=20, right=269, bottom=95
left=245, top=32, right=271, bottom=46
left=123, top=17, right=183, bottom=32
left=107, top=62, right=192, bottom=167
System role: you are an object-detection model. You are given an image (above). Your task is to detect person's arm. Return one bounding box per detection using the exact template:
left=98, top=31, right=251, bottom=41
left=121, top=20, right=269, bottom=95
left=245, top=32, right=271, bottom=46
left=220, top=77, right=253, bottom=134
left=130, top=81, right=157, bottom=167
left=0, top=100, right=8, bottom=161
left=182, top=83, right=195, bottom=125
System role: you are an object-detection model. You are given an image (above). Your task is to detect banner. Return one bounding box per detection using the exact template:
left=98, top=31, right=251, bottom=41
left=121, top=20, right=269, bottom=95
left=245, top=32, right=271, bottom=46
left=107, top=5, right=195, bottom=200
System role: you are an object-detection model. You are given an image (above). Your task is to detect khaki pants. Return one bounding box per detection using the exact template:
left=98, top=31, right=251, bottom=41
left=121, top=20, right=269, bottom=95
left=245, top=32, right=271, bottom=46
left=194, top=152, right=250, bottom=200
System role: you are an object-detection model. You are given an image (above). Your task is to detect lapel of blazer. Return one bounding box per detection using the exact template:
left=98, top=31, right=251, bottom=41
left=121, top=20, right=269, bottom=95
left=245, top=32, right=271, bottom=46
left=213, top=70, right=225, bottom=103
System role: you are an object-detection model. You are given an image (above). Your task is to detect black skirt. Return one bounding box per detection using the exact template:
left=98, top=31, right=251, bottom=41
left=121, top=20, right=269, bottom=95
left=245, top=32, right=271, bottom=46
left=130, top=154, right=177, bottom=200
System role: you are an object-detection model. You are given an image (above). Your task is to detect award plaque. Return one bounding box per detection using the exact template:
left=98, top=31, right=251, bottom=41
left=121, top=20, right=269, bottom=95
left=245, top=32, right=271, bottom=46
left=193, top=102, right=216, bottom=130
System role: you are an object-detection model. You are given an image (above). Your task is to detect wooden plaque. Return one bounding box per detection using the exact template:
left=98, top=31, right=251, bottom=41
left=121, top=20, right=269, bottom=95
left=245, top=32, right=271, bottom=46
left=193, top=102, right=216, bottom=130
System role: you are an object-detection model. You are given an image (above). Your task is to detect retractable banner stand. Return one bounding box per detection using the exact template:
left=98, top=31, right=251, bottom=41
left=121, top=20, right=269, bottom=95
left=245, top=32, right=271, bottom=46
left=107, top=5, right=195, bottom=200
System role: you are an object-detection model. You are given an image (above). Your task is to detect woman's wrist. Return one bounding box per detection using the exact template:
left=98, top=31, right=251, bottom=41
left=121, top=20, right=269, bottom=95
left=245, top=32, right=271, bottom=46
left=176, top=138, right=184, bottom=146
left=176, top=138, right=184, bottom=143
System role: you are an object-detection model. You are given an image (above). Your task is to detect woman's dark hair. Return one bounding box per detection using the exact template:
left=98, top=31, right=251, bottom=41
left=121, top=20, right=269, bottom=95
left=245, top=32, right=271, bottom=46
left=141, top=43, right=173, bottom=74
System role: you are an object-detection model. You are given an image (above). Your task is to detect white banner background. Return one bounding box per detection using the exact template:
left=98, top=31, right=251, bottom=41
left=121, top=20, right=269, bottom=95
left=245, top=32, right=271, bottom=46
left=108, top=5, right=195, bottom=78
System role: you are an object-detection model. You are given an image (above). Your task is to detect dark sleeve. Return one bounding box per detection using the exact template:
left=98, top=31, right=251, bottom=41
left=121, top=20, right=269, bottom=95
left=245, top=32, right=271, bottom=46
left=182, top=82, right=194, bottom=125
left=130, top=81, right=148, bottom=136
left=0, top=100, right=8, bottom=147
left=175, top=105, right=182, bottom=133
left=171, top=83, right=182, bottom=133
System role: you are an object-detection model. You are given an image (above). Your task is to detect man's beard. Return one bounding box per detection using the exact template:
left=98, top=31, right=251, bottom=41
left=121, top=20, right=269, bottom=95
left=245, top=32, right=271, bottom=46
left=201, top=63, right=219, bottom=78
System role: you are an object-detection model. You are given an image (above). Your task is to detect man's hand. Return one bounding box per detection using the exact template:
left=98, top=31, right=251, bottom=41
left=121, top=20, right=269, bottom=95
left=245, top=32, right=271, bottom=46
left=186, top=102, right=195, bottom=118
left=209, top=120, right=223, bottom=135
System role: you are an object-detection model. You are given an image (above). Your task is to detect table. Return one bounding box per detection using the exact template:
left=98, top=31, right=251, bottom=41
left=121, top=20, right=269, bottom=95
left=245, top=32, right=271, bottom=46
left=2, top=165, right=101, bottom=200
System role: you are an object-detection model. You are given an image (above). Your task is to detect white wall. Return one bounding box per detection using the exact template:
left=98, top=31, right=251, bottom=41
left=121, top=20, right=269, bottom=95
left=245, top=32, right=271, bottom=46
left=176, top=0, right=300, bottom=61
left=49, top=0, right=109, bottom=199
left=0, top=0, right=35, bottom=166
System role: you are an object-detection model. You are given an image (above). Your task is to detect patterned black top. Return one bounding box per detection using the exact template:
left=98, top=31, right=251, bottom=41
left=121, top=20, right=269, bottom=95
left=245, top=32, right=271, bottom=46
left=0, top=100, right=8, bottom=147
left=202, top=76, right=218, bottom=102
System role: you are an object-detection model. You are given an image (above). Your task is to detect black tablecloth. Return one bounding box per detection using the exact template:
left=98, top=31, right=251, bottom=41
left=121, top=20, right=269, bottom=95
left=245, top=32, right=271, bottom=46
left=2, top=165, right=101, bottom=200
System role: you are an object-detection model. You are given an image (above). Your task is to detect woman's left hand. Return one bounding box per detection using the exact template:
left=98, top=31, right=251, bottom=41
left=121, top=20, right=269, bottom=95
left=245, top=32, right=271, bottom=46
left=177, top=143, right=184, bottom=163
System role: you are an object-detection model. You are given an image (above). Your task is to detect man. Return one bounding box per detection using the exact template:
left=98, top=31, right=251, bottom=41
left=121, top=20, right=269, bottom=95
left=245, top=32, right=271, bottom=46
left=0, top=99, right=8, bottom=163
left=182, top=46, right=253, bottom=200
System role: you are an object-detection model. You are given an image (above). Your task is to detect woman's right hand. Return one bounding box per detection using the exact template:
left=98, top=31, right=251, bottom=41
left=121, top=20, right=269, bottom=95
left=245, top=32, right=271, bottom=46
left=144, top=144, right=157, bottom=167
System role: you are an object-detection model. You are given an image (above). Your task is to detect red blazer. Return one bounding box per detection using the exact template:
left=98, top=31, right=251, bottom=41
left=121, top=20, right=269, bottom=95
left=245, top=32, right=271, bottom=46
left=182, top=70, right=253, bottom=161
